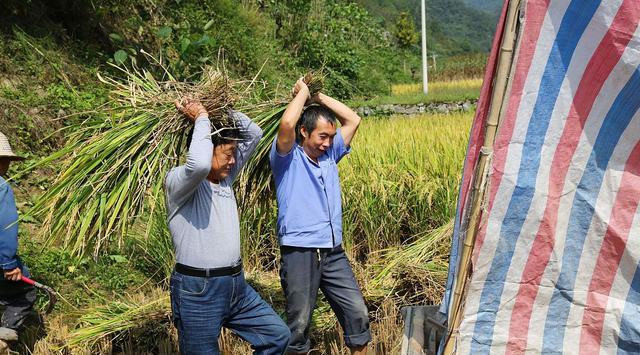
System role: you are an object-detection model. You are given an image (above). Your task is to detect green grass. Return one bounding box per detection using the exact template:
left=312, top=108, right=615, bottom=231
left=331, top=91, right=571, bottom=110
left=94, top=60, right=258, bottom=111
left=0, top=29, right=108, bottom=165
left=348, top=78, right=482, bottom=107
left=19, top=236, right=151, bottom=313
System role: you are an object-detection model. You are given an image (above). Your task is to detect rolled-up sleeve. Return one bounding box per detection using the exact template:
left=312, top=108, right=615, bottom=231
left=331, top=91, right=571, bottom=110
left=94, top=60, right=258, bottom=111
left=229, top=111, right=263, bottom=182
left=330, top=128, right=351, bottom=164
left=269, top=136, right=295, bottom=179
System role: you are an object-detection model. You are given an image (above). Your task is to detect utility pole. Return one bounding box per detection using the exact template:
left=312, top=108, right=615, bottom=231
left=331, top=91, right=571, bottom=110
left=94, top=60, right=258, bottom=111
left=421, top=0, right=428, bottom=94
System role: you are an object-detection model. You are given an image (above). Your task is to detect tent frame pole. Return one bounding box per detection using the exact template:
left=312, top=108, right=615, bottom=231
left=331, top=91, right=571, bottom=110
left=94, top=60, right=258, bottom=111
left=443, top=0, right=523, bottom=352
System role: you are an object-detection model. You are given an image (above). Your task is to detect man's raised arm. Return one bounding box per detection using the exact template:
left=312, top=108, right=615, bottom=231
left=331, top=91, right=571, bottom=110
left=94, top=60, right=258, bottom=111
left=276, top=77, right=310, bottom=155
left=314, top=93, right=361, bottom=147
left=165, top=99, right=212, bottom=208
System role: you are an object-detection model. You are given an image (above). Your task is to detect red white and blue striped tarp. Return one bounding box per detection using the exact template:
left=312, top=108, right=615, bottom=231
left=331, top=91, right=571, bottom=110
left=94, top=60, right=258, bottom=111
left=441, top=0, right=640, bottom=353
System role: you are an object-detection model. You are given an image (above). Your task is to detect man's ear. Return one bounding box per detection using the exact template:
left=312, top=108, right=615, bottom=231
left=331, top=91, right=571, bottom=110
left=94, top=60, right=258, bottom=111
left=300, top=126, right=308, bottom=139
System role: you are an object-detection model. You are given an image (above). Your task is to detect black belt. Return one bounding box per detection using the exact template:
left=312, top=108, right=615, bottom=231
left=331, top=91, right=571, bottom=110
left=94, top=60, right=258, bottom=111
left=175, top=262, right=242, bottom=277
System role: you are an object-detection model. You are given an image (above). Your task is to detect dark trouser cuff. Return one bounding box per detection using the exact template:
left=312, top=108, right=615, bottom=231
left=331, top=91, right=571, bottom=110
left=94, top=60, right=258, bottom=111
left=286, top=339, right=311, bottom=354
left=344, top=328, right=372, bottom=348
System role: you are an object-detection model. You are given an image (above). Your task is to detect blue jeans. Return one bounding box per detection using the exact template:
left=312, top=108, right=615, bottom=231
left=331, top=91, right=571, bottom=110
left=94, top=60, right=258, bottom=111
left=280, top=245, right=371, bottom=353
left=170, top=270, right=290, bottom=355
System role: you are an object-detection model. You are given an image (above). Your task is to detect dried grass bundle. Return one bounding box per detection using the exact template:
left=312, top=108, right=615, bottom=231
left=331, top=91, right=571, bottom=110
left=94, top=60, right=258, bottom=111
left=27, top=64, right=241, bottom=257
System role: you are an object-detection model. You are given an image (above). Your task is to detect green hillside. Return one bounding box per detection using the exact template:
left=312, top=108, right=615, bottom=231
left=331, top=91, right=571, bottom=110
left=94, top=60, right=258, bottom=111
left=358, top=0, right=497, bottom=54
left=463, top=0, right=504, bottom=16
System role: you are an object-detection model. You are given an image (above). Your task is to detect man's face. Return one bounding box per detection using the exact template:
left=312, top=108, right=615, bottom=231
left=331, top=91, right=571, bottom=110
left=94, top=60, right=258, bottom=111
left=209, top=142, right=237, bottom=182
left=0, top=158, right=10, bottom=177
left=301, top=117, right=337, bottom=160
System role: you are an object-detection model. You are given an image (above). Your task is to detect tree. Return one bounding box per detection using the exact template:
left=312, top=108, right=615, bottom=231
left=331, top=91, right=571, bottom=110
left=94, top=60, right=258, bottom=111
left=394, top=12, right=418, bottom=49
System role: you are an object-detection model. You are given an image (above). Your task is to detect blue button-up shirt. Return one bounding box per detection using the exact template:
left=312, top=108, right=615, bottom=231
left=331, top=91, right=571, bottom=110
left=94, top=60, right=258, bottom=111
left=0, top=177, right=19, bottom=270
left=269, top=129, right=350, bottom=248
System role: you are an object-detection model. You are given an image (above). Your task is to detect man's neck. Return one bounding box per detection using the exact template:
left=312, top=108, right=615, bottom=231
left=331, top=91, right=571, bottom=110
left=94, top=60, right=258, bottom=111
left=207, top=173, right=221, bottom=184
left=301, top=145, right=318, bottom=164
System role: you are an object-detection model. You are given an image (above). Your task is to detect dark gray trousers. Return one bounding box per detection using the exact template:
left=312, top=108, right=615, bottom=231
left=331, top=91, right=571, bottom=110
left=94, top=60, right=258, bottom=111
left=279, top=245, right=371, bottom=353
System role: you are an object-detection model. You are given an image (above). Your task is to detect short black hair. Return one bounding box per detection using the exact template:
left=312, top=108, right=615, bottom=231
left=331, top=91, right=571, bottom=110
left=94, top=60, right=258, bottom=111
left=296, top=105, right=336, bottom=143
left=185, top=112, right=247, bottom=148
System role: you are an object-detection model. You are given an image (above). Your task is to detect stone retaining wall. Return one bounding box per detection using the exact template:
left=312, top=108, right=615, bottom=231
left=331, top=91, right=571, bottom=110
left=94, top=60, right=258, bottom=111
left=355, top=99, right=477, bottom=116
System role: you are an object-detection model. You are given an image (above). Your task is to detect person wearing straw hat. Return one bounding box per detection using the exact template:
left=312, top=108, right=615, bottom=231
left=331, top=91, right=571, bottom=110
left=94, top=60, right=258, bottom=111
left=270, top=78, right=369, bottom=355
left=166, top=99, right=290, bottom=355
left=0, top=132, right=37, bottom=347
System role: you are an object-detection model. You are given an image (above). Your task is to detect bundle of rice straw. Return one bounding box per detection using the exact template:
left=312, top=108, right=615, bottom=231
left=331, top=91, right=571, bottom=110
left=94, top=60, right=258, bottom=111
left=27, top=64, right=242, bottom=257
left=26, top=64, right=323, bottom=257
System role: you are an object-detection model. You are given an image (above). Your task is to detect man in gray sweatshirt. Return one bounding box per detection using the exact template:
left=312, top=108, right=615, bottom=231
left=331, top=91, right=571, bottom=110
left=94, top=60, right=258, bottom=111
left=166, top=99, right=289, bottom=355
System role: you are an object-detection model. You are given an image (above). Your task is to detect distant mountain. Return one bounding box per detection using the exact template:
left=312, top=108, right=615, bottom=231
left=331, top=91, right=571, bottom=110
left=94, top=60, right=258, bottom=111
left=357, top=0, right=498, bottom=55
left=462, top=0, right=504, bottom=16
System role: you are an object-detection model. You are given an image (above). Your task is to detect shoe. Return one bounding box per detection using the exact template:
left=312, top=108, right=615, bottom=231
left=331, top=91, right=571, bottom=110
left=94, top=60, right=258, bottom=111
left=0, top=327, right=17, bottom=341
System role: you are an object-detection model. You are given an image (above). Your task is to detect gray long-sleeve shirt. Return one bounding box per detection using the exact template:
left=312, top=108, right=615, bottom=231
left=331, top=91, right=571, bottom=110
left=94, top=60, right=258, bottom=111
left=165, top=111, right=262, bottom=268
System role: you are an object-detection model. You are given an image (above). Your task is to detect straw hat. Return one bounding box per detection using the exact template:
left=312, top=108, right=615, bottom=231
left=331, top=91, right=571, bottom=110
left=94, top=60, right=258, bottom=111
left=0, top=132, right=24, bottom=161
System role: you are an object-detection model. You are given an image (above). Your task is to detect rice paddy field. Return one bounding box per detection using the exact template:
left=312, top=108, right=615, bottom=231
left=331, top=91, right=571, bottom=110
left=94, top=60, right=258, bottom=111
left=18, top=108, right=473, bottom=354
left=348, top=78, right=482, bottom=107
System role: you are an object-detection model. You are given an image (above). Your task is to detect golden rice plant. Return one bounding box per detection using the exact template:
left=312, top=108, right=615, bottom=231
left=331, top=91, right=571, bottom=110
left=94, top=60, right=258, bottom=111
left=391, top=78, right=483, bottom=95
left=340, top=112, right=471, bottom=255
left=366, top=220, right=453, bottom=304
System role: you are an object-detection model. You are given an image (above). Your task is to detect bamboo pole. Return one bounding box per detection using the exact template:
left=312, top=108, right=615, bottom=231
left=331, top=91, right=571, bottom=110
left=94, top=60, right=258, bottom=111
left=442, top=0, right=522, bottom=353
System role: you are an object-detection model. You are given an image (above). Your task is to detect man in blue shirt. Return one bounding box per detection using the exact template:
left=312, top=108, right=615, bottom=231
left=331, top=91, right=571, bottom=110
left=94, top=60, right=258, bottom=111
left=0, top=132, right=36, bottom=347
left=270, top=78, right=370, bottom=354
